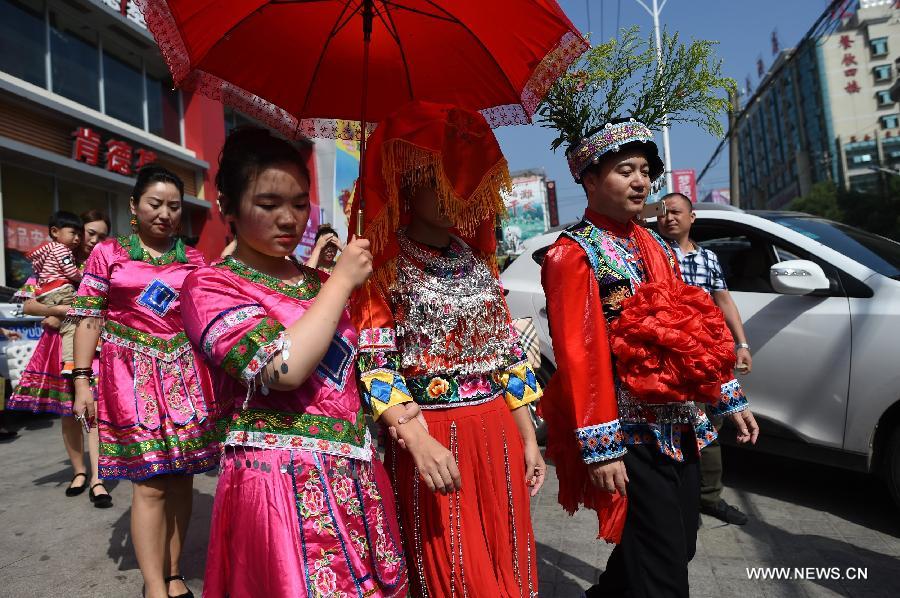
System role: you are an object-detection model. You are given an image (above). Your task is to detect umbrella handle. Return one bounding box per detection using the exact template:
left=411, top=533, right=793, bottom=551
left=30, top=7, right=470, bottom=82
left=356, top=0, right=374, bottom=239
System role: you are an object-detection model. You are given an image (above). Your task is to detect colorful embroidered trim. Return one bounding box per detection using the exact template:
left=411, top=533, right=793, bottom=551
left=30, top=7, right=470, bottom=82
left=359, top=368, right=413, bottom=420
left=217, top=256, right=321, bottom=300
left=100, top=420, right=226, bottom=458
left=71, top=295, right=107, bottom=315
left=712, top=378, right=748, bottom=417
left=564, top=220, right=631, bottom=280
left=116, top=235, right=187, bottom=265
left=575, top=419, right=627, bottom=464
left=221, top=317, right=285, bottom=381
left=14, top=282, right=37, bottom=300
left=102, top=320, right=191, bottom=362
left=567, top=120, right=656, bottom=182
left=357, top=350, right=403, bottom=375
left=200, top=304, right=266, bottom=359
left=316, top=332, right=357, bottom=391
left=521, top=31, right=591, bottom=116
left=226, top=408, right=371, bottom=462
left=694, top=415, right=718, bottom=452
left=621, top=421, right=695, bottom=462
left=358, top=327, right=397, bottom=352
left=406, top=372, right=504, bottom=408
left=81, top=273, right=109, bottom=293
left=497, top=360, right=542, bottom=410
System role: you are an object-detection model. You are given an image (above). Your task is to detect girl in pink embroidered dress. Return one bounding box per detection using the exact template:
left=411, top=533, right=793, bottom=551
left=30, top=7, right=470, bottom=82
left=181, top=128, right=407, bottom=598
left=71, top=166, right=217, bottom=598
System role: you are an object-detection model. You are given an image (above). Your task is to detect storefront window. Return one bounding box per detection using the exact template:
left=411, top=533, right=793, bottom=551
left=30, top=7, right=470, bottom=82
left=57, top=179, right=109, bottom=220
left=2, top=164, right=54, bottom=224
left=0, top=0, right=46, bottom=88
left=1, top=164, right=55, bottom=287
left=147, top=73, right=181, bottom=144
left=49, top=12, right=100, bottom=110
left=103, top=45, right=144, bottom=129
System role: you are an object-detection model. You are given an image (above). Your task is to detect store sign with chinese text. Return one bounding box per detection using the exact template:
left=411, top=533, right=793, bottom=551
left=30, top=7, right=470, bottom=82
left=71, top=127, right=158, bottom=176
left=4, top=219, right=50, bottom=253
left=99, top=0, right=146, bottom=29
left=672, top=169, right=697, bottom=202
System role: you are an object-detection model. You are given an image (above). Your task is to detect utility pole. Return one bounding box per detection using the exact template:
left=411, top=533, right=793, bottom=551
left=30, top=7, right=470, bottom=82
left=635, top=0, right=673, bottom=193
left=728, top=87, right=741, bottom=208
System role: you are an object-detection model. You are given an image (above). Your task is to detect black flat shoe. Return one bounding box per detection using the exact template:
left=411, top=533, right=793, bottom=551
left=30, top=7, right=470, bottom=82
left=165, top=575, right=194, bottom=598
left=65, top=473, right=88, bottom=497
left=89, top=482, right=113, bottom=508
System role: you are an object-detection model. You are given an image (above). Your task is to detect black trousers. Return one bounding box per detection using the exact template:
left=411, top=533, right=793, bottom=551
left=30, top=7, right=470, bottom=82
left=586, top=442, right=701, bottom=598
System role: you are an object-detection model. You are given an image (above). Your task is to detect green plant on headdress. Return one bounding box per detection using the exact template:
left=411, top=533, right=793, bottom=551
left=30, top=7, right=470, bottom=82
left=537, top=26, right=737, bottom=152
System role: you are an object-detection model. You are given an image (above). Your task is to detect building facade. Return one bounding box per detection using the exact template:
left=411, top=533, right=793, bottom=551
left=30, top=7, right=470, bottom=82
left=0, top=0, right=340, bottom=288
left=735, top=0, right=899, bottom=209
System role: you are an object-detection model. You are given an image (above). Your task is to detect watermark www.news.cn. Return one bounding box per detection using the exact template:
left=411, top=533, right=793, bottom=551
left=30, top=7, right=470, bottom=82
left=746, top=567, right=868, bottom=581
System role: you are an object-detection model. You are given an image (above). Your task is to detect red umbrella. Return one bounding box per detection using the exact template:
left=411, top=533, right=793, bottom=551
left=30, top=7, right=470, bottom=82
left=137, top=0, right=587, bottom=231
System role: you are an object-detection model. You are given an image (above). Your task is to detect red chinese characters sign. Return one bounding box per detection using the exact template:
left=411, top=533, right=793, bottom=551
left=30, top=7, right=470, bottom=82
left=71, top=127, right=158, bottom=175
left=839, top=36, right=860, bottom=95
left=4, top=219, right=50, bottom=252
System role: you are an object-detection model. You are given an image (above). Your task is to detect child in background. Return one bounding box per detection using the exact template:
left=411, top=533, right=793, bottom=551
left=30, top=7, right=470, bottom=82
left=26, top=211, right=82, bottom=375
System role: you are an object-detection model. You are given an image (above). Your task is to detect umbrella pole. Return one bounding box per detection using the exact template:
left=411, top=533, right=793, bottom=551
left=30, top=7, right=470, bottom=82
left=356, top=0, right=374, bottom=237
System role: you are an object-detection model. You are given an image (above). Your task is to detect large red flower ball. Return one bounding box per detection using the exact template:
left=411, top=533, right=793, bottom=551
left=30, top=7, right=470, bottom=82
left=608, top=281, right=736, bottom=405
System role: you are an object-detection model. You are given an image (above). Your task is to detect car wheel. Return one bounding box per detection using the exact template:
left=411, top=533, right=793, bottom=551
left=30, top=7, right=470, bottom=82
left=886, top=427, right=900, bottom=509
left=530, top=362, right=554, bottom=445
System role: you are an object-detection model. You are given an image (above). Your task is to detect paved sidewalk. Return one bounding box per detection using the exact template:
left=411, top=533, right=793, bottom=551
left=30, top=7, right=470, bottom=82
left=1, top=415, right=898, bottom=597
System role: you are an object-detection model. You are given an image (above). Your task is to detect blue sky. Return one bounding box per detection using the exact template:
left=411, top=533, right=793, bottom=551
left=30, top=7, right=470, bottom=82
left=494, top=0, right=829, bottom=222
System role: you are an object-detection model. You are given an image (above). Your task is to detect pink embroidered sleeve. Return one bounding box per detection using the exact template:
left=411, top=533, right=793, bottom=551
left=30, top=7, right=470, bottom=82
left=181, top=267, right=284, bottom=384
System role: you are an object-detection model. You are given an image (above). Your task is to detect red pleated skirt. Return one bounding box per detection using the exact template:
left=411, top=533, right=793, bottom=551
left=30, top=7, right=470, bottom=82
left=385, top=397, right=538, bottom=598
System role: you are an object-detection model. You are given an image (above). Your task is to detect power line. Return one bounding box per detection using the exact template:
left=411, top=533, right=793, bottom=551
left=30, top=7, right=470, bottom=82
left=696, top=0, right=847, bottom=185
left=601, top=0, right=605, bottom=40
left=586, top=0, right=591, bottom=35
left=616, top=0, right=622, bottom=35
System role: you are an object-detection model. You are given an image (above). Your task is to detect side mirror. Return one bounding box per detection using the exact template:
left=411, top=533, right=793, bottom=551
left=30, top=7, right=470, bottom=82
left=769, top=260, right=830, bottom=295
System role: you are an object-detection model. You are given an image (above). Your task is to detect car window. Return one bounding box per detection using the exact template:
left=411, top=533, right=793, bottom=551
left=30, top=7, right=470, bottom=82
left=695, top=233, right=776, bottom=293
left=761, top=215, right=900, bottom=279
left=692, top=221, right=844, bottom=295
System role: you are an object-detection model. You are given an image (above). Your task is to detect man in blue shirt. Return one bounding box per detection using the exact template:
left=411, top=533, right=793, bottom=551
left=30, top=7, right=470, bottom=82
left=658, top=192, right=752, bottom=526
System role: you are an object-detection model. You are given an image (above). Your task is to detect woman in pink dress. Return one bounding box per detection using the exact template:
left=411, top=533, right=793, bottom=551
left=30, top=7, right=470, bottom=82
left=181, top=127, right=407, bottom=598
left=9, top=210, right=112, bottom=506
left=71, top=166, right=218, bottom=598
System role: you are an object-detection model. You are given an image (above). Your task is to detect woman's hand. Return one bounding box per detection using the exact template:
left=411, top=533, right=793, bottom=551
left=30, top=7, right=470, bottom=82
left=72, top=381, right=96, bottom=426
left=396, top=422, right=462, bottom=495
left=386, top=402, right=428, bottom=449
left=523, top=441, right=546, bottom=496
left=330, top=236, right=372, bottom=292
left=42, top=316, right=62, bottom=330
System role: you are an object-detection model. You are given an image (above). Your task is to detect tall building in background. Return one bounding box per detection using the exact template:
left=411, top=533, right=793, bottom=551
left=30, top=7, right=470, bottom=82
left=734, top=0, right=899, bottom=209
left=0, top=0, right=337, bottom=287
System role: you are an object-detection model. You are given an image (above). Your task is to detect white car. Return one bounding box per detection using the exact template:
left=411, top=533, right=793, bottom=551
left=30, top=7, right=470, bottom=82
left=501, top=204, right=900, bottom=506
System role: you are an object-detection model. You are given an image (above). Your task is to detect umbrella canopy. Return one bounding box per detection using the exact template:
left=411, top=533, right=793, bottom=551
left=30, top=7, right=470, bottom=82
left=136, top=0, right=587, bottom=140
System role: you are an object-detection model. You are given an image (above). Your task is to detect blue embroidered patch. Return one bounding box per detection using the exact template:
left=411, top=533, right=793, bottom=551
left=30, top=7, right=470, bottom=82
left=316, top=333, right=355, bottom=390
left=136, top=279, right=178, bottom=317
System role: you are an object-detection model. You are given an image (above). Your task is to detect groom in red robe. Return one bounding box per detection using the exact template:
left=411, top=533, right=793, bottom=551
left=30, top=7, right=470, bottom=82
left=541, top=120, right=759, bottom=598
